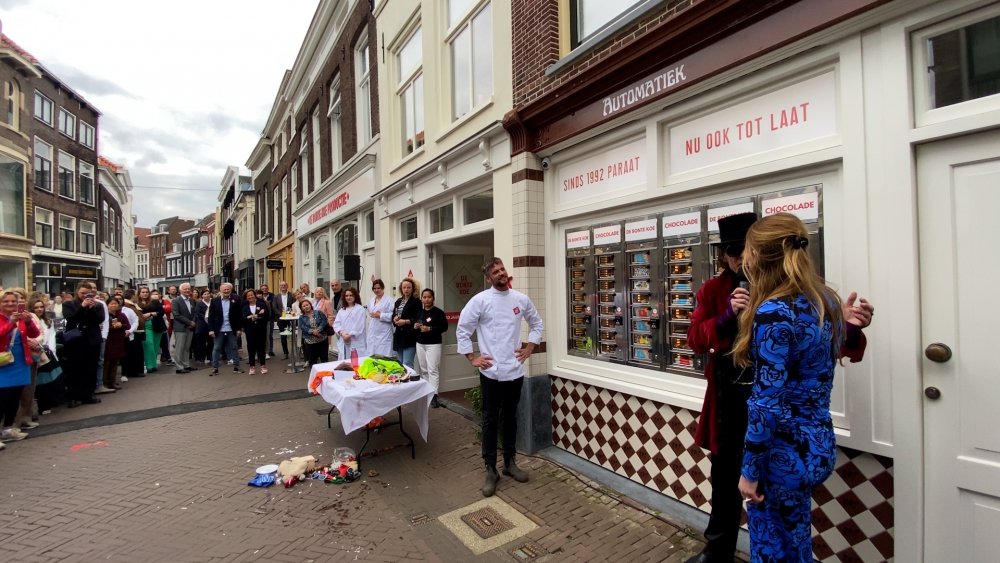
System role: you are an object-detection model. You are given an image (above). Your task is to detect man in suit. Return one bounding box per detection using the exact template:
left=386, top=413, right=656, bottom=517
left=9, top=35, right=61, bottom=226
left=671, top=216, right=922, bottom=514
left=207, top=283, right=243, bottom=376
left=260, top=283, right=276, bottom=358
left=273, top=280, right=295, bottom=360
left=171, top=283, right=198, bottom=374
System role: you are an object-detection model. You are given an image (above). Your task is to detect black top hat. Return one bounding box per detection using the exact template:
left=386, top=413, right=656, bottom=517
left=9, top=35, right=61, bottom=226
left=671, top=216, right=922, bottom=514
left=714, top=212, right=758, bottom=246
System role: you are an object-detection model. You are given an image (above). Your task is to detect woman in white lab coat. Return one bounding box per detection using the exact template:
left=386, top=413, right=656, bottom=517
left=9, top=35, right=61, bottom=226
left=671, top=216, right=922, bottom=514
left=333, top=287, right=367, bottom=360
left=367, top=279, right=395, bottom=357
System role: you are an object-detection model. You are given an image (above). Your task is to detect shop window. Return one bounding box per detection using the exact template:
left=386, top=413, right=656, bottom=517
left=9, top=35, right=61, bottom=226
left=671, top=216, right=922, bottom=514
left=79, top=162, right=94, bottom=205
left=400, top=216, right=418, bottom=241
left=328, top=76, right=342, bottom=173
left=34, top=91, right=52, bottom=125
left=59, top=215, right=75, bottom=252
left=928, top=14, right=1000, bottom=109
left=58, top=151, right=74, bottom=199
left=430, top=203, right=454, bottom=233
left=336, top=224, right=358, bottom=281
left=365, top=211, right=375, bottom=243
left=463, top=189, right=493, bottom=225
left=35, top=207, right=53, bottom=247
left=5, top=80, right=19, bottom=130
left=80, top=220, right=96, bottom=254
left=0, top=155, right=24, bottom=237
left=571, top=1, right=642, bottom=48
left=451, top=2, right=492, bottom=120
left=34, top=139, right=52, bottom=192
left=314, top=233, right=330, bottom=290
left=398, top=27, right=424, bottom=156
left=356, top=33, right=373, bottom=146
left=80, top=122, right=95, bottom=148
left=58, top=109, right=76, bottom=139
left=0, top=259, right=25, bottom=289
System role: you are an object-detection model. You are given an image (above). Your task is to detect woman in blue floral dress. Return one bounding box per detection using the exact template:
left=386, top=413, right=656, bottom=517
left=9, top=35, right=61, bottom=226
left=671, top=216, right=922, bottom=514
left=730, top=213, right=846, bottom=562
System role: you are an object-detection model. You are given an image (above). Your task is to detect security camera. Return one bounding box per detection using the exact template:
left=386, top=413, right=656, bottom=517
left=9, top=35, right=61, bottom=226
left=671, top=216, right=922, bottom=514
left=541, top=157, right=551, bottom=170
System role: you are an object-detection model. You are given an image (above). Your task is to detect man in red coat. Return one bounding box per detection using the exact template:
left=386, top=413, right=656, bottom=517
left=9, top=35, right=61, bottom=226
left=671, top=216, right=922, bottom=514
left=684, top=213, right=873, bottom=563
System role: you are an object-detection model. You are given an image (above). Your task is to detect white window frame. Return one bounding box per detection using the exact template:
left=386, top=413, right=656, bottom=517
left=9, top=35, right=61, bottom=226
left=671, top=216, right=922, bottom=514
left=34, top=91, right=53, bottom=125
left=109, top=207, right=116, bottom=250
left=311, top=108, right=322, bottom=189
left=80, top=220, right=96, bottom=255
left=364, top=210, right=376, bottom=244
left=356, top=33, right=373, bottom=146
left=34, top=138, right=53, bottom=192
left=448, top=1, right=493, bottom=120
left=79, top=162, right=95, bottom=205
left=274, top=183, right=282, bottom=239
left=58, top=109, right=76, bottom=139
left=34, top=207, right=53, bottom=248
left=397, top=26, right=425, bottom=158
left=399, top=214, right=418, bottom=244
left=5, top=79, right=20, bottom=130
left=80, top=122, right=95, bottom=148
left=102, top=200, right=109, bottom=241
left=328, top=76, right=343, bottom=173
left=59, top=215, right=76, bottom=252
left=58, top=151, right=75, bottom=200
left=291, top=162, right=299, bottom=208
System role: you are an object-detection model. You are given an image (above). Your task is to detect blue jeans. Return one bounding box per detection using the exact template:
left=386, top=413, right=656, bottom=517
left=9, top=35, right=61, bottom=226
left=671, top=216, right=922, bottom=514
left=95, top=339, right=106, bottom=387
left=212, top=332, right=240, bottom=369
left=397, top=346, right=416, bottom=370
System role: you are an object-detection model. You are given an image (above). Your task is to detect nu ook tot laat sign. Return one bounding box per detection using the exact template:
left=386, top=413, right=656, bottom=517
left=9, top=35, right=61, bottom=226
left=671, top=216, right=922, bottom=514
left=669, top=72, right=838, bottom=175
left=558, top=139, right=646, bottom=205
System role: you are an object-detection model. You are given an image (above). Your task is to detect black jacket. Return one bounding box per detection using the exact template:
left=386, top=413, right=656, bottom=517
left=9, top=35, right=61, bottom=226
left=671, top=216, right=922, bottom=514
left=391, top=296, right=422, bottom=351
left=207, top=295, right=244, bottom=334
left=62, top=299, right=106, bottom=347
left=142, top=300, right=167, bottom=333
left=194, top=300, right=211, bottom=334
left=241, top=301, right=270, bottom=335
left=414, top=306, right=449, bottom=345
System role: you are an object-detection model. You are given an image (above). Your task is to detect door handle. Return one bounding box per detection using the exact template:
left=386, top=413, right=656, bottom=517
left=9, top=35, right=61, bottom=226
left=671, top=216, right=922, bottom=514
left=924, top=387, right=941, bottom=400
left=925, top=343, right=952, bottom=363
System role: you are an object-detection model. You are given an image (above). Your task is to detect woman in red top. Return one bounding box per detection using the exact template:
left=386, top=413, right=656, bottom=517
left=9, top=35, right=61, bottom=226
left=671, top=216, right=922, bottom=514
left=102, top=296, right=130, bottom=391
left=0, top=289, right=40, bottom=445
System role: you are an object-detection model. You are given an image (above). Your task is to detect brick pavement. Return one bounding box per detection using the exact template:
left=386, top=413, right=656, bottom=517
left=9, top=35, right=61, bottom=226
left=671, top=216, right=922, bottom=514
left=0, top=391, right=714, bottom=562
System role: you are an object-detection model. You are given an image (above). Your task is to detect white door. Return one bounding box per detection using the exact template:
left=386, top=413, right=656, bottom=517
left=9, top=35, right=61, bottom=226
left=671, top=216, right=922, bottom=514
left=436, top=246, right=492, bottom=392
left=917, top=130, right=1000, bottom=562
left=397, top=248, right=419, bottom=296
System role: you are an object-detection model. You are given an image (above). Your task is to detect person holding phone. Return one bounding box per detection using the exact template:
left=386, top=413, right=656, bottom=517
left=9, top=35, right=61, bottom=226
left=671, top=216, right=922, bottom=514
left=0, top=290, right=41, bottom=444
left=414, top=289, right=448, bottom=408
left=61, top=281, right=106, bottom=408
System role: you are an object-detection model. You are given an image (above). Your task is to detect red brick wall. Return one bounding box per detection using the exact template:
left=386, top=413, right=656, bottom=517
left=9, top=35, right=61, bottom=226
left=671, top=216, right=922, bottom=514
left=512, top=0, right=704, bottom=108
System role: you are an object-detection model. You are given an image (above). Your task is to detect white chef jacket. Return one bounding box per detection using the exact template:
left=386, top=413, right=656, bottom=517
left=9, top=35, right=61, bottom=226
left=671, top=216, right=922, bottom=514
left=367, top=295, right=395, bottom=357
left=456, top=287, right=543, bottom=381
left=122, top=306, right=140, bottom=341
left=333, top=304, right=367, bottom=359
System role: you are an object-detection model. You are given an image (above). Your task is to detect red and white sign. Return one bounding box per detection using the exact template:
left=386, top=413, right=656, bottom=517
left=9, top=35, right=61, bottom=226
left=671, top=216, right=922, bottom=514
left=669, top=72, right=837, bottom=175
left=593, top=224, right=622, bottom=244
left=445, top=311, right=461, bottom=323
left=566, top=230, right=590, bottom=250
left=296, top=169, right=374, bottom=236
left=708, top=203, right=755, bottom=232
left=559, top=139, right=646, bottom=205
left=662, top=212, right=701, bottom=238
left=624, top=218, right=657, bottom=242
left=762, top=192, right=819, bottom=221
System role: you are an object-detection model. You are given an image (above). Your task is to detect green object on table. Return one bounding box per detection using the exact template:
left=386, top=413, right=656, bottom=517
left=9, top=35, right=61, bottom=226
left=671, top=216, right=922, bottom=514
left=357, top=357, right=405, bottom=378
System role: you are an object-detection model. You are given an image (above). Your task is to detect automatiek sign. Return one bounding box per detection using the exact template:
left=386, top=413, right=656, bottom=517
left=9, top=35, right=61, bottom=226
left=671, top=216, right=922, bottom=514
left=708, top=203, right=755, bottom=232
left=593, top=225, right=622, bottom=244
left=558, top=139, right=646, bottom=205
left=669, top=72, right=838, bottom=175
left=566, top=230, right=591, bottom=249
left=762, top=192, right=819, bottom=221
left=624, top=219, right=657, bottom=242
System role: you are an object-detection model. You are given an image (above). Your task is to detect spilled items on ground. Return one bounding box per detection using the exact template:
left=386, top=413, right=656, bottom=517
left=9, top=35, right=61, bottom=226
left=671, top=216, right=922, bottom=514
left=247, top=448, right=360, bottom=488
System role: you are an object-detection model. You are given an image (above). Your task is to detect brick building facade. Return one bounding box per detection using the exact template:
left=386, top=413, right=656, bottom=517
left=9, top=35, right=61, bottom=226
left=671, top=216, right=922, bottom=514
left=147, top=216, right=194, bottom=292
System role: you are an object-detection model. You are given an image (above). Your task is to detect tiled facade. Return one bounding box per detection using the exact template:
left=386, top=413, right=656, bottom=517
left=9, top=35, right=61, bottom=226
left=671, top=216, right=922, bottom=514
left=551, top=376, right=894, bottom=563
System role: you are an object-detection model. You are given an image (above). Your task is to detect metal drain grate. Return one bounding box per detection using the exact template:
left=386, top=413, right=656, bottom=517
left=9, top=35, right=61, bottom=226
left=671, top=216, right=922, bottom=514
left=508, top=541, right=548, bottom=562
left=409, top=512, right=432, bottom=526
left=460, top=507, right=515, bottom=539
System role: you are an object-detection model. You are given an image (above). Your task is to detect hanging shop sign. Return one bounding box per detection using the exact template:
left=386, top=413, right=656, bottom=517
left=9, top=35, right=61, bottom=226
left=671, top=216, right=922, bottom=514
left=65, top=265, right=98, bottom=279
left=566, top=230, right=591, bottom=249
left=669, top=72, right=838, bottom=175
left=762, top=191, right=819, bottom=221
left=708, top=203, right=755, bottom=232
left=662, top=212, right=702, bottom=238
left=593, top=224, right=622, bottom=244
left=624, top=219, right=658, bottom=242
left=558, top=139, right=646, bottom=205
left=266, top=260, right=285, bottom=270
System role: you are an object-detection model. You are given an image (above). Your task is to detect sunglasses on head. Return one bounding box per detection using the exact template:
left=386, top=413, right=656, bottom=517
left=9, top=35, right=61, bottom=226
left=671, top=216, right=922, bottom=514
left=724, top=244, right=745, bottom=257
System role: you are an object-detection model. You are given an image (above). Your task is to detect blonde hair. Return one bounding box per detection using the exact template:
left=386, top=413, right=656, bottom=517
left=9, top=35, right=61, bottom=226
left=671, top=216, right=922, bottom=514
left=731, top=213, right=844, bottom=367
left=399, top=277, right=419, bottom=296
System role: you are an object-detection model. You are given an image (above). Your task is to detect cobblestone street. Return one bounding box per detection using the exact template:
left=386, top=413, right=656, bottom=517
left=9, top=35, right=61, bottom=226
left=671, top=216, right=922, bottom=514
left=0, top=374, right=713, bottom=563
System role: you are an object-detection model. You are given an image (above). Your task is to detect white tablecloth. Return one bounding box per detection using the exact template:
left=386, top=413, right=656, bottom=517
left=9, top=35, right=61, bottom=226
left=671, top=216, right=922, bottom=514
left=308, top=360, right=434, bottom=441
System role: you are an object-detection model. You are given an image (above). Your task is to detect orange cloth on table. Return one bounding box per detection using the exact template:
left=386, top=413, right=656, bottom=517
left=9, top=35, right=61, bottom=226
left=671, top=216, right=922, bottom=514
left=310, top=371, right=334, bottom=394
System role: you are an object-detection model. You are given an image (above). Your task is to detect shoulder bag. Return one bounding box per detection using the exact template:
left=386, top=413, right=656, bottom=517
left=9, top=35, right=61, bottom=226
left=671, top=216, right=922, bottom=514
left=0, top=328, right=18, bottom=367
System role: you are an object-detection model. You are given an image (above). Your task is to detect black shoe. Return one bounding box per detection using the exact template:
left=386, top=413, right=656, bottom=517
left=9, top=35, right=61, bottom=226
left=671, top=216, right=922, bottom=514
left=682, top=553, right=712, bottom=563
left=67, top=400, right=80, bottom=409
left=81, top=396, right=101, bottom=405
left=148, top=368, right=158, bottom=373
left=175, top=369, right=187, bottom=374
left=210, top=369, right=218, bottom=376
left=233, top=366, right=242, bottom=373
left=183, top=367, right=196, bottom=372
left=132, top=373, right=146, bottom=378
left=502, top=459, right=529, bottom=483
left=430, top=395, right=440, bottom=409
left=482, top=465, right=499, bottom=497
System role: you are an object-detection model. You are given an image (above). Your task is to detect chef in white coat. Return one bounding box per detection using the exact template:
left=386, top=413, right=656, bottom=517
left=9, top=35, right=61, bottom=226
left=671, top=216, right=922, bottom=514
left=456, top=257, right=543, bottom=498
left=367, top=279, right=395, bottom=357
left=333, top=287, right=367, bottom=360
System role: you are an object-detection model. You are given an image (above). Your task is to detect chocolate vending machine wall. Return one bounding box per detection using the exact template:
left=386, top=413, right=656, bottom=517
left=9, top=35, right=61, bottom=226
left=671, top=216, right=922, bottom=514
left=567, top=228, right=595, bottom=358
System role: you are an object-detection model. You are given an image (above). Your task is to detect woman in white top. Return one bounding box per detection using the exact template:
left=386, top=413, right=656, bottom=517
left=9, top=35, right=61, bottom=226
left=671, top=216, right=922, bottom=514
left=367, top=279, right=395, bottom=357
left=333, top=287, right=367, bottom=360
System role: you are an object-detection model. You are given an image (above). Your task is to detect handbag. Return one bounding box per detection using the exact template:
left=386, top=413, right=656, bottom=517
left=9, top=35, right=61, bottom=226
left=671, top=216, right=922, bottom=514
left=63, top=327, right=83, bottom=343
left=0, top=328, right=16, bottom=367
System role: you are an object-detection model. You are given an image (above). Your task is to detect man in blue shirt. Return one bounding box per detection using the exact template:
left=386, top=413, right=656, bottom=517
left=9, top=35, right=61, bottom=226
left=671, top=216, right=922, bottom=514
left=207, top=283, right=243, bottom=376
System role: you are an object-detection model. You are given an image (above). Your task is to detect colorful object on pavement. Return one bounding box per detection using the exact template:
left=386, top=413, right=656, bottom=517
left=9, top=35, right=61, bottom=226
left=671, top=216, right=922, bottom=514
left=248, top=473, right=276, bottom=487
left=71, top=441, right=109, bottom=451
left=256, top=464, right=280, bottom=475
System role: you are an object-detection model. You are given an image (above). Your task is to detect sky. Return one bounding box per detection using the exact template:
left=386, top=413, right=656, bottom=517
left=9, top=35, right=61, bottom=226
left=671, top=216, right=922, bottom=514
left=0, top=0, right=318, bottom=227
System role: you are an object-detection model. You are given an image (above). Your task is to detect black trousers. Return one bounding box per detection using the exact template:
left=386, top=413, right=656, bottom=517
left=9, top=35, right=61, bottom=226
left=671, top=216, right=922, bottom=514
left=193, top=333, right=212, bottom=362
left=702, top=382, right=752, bottom=561
left=160, top=331, right=171, bottom=361
left=480, top=374, right=523, bottom=467
left=122, top=337, right=145, bottom=377
left=277, top=321, right=289, bottom=355
left=306, top=340, right=328, bottom=365
left=246, top=330, right=267, bottom=367
left=0, top=385, right=25, bottom=426
left=65, top=341, right=99, bottom=402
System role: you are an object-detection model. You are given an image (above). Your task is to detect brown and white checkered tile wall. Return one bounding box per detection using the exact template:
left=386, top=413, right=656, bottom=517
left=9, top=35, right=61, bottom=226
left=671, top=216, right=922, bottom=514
left=551, top=376, right=894, bottom=563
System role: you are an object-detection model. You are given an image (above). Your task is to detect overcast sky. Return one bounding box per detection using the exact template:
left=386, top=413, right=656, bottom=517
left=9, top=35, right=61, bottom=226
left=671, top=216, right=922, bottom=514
left=0, top=0, right=318, bottom=227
